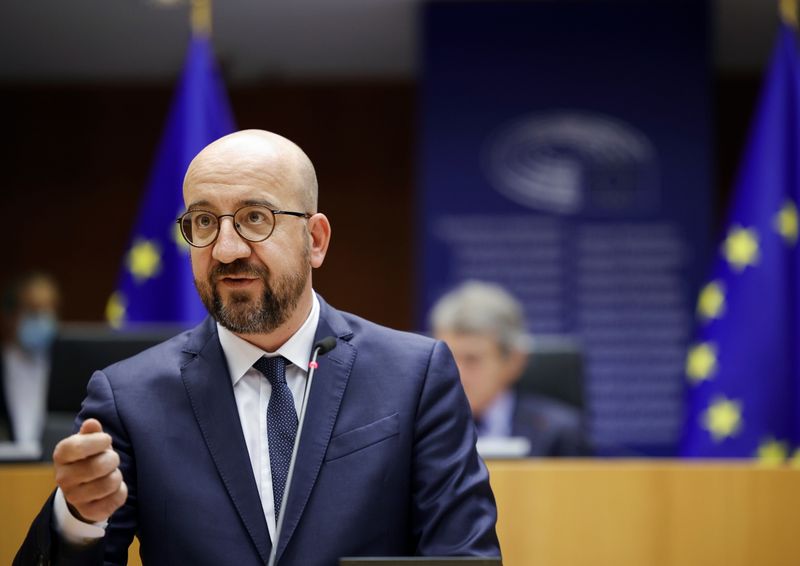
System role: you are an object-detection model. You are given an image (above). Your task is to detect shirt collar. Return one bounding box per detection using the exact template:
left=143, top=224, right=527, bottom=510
left=217, top=293, right=321, bottom=386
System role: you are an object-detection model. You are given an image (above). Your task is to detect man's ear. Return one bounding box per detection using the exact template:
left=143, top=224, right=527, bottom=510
left=307, top=213, right=331, bottom=268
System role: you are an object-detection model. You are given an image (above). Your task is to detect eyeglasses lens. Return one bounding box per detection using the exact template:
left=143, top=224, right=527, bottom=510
left=180, top=206, right=276, bottom=246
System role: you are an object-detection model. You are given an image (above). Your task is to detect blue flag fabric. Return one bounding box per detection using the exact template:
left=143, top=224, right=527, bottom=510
left=681, top=22, right=800, bottom=462
left=107, top=35, right=235, bottom=328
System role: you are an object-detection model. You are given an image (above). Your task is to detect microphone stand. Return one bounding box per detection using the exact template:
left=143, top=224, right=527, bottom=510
left=267, top=337, right=335, bottom=566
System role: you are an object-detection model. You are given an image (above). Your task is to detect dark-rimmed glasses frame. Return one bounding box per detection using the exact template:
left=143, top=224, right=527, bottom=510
left=176, top=205, right=312, bottom=248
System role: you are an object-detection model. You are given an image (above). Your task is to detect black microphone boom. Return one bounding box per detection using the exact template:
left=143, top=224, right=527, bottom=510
left=314, top=336, right=337, bottom=356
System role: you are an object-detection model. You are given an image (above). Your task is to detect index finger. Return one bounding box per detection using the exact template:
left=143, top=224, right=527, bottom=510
left=53, top=431, right=113, bottom=465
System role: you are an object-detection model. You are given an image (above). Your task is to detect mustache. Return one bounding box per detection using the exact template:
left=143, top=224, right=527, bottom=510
left=211, top=259, right=270, bottom=280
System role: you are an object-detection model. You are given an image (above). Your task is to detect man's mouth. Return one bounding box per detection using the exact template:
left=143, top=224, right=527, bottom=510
left=217, top=275, right=259, bottom=288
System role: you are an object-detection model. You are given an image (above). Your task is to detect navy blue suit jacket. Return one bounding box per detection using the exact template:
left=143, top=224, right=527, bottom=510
left=16, top=296, right=499, bottom=565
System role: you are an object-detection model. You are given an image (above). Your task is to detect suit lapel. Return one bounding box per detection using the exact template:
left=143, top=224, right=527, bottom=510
left=275, top=299, right=356, bottom=563
left=180, top=319, right=272, bottom=565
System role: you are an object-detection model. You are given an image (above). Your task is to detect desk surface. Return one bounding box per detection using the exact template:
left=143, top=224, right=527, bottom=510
left=2, top=460, right=797, bottom=566
left=489, top=460, right=799, bottom=566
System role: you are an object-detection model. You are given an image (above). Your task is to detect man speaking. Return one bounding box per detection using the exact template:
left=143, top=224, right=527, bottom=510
left=15, top=130, right=499, bottom=565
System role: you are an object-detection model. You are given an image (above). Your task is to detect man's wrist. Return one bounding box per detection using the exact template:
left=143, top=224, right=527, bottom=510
left=53, top=488, right=107, bottom=544
left=65, top=501, right=94, bottom=525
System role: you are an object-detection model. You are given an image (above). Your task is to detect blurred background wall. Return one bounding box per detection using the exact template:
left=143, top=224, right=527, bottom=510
left=1, top=81, right=416, bottom=327
left=0, top=0, right=771, bottom=331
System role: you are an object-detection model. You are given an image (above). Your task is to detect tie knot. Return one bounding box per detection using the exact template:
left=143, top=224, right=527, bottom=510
left=253, top=355, right=287, bottom=386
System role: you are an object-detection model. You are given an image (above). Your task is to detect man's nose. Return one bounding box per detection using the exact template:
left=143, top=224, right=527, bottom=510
left=212, top=217, right=251, bottom=263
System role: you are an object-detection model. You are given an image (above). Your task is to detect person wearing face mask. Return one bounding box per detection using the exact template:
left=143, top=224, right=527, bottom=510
left=0, top=272, right=60, bottom=447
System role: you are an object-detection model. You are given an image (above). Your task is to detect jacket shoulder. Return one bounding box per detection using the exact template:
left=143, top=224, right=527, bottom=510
left=337, top=310, right=439, bottom=357
left=100, top=320, right=214, bottom=381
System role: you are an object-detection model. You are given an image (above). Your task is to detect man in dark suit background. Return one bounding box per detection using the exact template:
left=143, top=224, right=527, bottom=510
left=431, top=281, right=590, bottom=457
left=1, top=272, right=60, bottom=446
left=15, top=130, right=499, bottom=565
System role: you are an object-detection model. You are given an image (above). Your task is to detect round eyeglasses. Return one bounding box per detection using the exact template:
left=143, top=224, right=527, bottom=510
left=176, top=205, right=312, bottom=248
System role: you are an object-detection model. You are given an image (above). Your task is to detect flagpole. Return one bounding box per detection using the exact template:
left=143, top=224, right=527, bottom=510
left=191, top=0, right=212, bottom=37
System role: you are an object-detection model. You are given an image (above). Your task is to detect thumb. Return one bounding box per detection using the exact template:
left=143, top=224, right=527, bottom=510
left=79, top=418, right=103, bottom=435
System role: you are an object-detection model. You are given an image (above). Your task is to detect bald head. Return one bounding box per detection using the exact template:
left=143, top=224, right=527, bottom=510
left=184, top=130, right=318, bottom=212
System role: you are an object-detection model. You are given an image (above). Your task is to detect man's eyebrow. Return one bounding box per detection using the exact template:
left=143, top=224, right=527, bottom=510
left=186, top=200, right=212, bottom=210
left=242, top=198, right=278, bottom=208
left=185, top=198, right=280, bottom=211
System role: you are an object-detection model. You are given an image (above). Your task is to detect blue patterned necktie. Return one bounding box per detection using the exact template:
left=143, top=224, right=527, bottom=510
left=253, top=355, right=297, bottom=521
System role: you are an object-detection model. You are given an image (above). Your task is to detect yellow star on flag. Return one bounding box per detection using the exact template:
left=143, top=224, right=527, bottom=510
left=774, top=200, right=798, bottom=245
left=127, top=238, right=162, bottom=283
left=106, top=291, right=126, bottom=329
left=686, top=342, right=717, bottom=384
left=702, top=396, right=742, bottom=442
left=722, top=226, right=759, bottom=272
left=756, top=438, right=788, bottom=466
left=697, top=281, right=725, bottom=321
left=781, top=0, right=798, bottom=27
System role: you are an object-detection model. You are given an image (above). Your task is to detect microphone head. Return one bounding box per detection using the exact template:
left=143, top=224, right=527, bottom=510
left=314, top=336, right=337, bottom=356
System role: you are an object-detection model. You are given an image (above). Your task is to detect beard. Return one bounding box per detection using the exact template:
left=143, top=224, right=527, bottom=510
left=195, top=251, right=309, bottom=334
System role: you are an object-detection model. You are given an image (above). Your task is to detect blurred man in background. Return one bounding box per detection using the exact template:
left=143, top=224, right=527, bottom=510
left=431, top=280, right=590, bottom=457
left=0, top=272, right=60, bottom=446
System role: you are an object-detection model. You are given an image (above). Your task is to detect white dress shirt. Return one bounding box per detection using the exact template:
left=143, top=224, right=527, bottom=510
left=2, top=344, right=49, bottom=447
left=218, top=294, right=319, bottom=543
left=55, top=294, right=320, bottom=545
left=475, top=390, right=515, bottom=438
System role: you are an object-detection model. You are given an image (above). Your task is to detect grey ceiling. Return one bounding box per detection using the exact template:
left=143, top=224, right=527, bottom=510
left=0, top=0, right=782, bottom=83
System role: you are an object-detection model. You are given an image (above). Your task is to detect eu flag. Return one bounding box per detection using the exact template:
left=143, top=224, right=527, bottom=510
left=681, top=18, right=800, bottom=463
left=106, top=34, right=235, bottom=328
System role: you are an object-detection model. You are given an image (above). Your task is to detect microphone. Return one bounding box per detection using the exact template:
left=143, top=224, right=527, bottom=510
left=313, top=336, right=337, bottom=357
left=268, top=336, right=337, bottom=566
